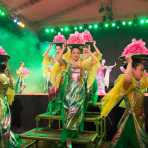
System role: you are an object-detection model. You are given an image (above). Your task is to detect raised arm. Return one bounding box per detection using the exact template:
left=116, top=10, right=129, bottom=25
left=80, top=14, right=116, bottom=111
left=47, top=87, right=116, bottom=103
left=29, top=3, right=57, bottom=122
left=101, top=74, right=127, bottom=117
left=93, top=41, right=101, bottom=54
left=93, top=41, right=102, bottom=62
left=43, top=44, right=52, bottom=57
left=55, top=44, right=66, bottom=64
left=123, top=56, right=133, bottom=90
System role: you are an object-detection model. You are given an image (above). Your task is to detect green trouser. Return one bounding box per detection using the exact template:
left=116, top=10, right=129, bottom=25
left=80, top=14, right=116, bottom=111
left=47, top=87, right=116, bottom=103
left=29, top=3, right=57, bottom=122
left=112, top=114, right=142, bottom=148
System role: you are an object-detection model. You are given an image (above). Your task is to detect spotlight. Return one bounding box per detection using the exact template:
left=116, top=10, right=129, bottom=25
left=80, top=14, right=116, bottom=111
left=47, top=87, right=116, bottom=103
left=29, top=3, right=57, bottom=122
left=94, top=24, right=98, bottom=29
left=64, top=27, right=69, bottom=31
left=74, top=26, right=78, bottom=30
left=88, top=25, right=92, bottom=29
left=128, top=21, right=133, bottom=26
left=140, top=19, right=145, bottom=24
left=79, top=26, right=83, bottom=30
left=60, top=28, right=64, bottom=32
left=104, top=23, right=109, bottom=28
left=45, top=28, right=50, bottom=33
left=122, top=21, right=126, bottom=26
left=111, top=22, right=116, bottom=27
left=50, top=28, right=54, bottom=33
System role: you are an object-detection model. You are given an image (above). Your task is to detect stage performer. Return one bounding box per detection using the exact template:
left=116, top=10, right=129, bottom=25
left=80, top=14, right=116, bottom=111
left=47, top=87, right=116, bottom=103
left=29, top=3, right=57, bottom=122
left=104, top=62, right=116, bottom=89
left=0, top=47, right=21, bottom=147
left=81, top=30, right=102, bottom=103
left=42, top=34, right=66, bottom=93
left=15, top=62, right=29, bottom=94
left=96, top=59, right=107, bottom=96
left=101, top=39, right=148, bottom=148
left=46, top=34, right=66, bottom=115
left=49, top=32, right=99, bottom=148
left=42, top=44, right=54, bottom=92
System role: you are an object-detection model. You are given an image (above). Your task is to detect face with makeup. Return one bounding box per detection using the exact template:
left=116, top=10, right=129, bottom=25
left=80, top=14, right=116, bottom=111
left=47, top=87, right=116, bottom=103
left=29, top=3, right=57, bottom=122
left=132, top=63, right=144, bottom=81
left=102, top=59, right=106, bottom=65
left=20, top=62, right=24, bottom=67
left=83, top=46, right=90, bottom=55
left=71, top=48, right=80, bottom=62
left=56, top=45, right=62, bottom=55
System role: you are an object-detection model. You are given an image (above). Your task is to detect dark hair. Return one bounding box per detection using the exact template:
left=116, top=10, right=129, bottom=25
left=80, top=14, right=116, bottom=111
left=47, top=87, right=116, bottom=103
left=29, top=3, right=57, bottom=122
left=0, top=62, right=7, bottom=72
left=56, top=43, right=63, bottom=48
left=0, top=56, right=9, bottom=62
left=83, top=45, right=89, bottom=49
left=20, top=62, right=24, bottom=65
left=71, top=47, right=81, bottom=52
left=123, top=59, right=144, bottom=69
left=132, top=59, right=144, bottom=69
left=56, top=45, right=62, bottom=48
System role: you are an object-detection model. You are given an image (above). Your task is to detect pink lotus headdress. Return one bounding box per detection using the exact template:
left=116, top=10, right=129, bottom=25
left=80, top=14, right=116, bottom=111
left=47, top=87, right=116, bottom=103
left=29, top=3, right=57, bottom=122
left=121, top=39, right=148, bottom=58
left=0, top=47, right=10, bottom=59
left=0, top=47, right=8, bottom=56
left=53, top=34, right=66, bottom=43
left=81, top=30, right=93, bottom=43
left=67, top=31, right=84, bottom=44
left=22, top=68, right=29, bottom=76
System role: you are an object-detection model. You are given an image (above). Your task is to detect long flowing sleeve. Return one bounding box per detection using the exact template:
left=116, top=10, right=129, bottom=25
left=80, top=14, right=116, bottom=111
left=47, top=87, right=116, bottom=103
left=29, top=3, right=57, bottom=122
left=50, top=62, right=66, bottom=88
left=42, top=54, right=52, bottom=78
left=63, top=49, right=71, bottom=63
left=141, top=75, right=148, bottom=89
left=42, top=54, right=51, bottom=65
left=6, top=87, right=15, bottom=105
left=101, top=74, right=132, bottom=117
left=94, top=50, right=102, bottom=62
left=82, top=52, right=102, bottom=89
left=0, top=74, right=15, bottom=107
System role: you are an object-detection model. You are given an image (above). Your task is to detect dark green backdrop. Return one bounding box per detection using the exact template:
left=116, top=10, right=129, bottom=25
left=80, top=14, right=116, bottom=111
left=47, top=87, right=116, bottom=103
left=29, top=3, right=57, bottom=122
left=0, top=25, right=148, bottom=92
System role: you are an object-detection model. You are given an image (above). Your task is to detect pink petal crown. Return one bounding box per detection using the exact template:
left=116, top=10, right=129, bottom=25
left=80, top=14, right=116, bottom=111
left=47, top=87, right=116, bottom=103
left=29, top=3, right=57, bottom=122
left=0, top=47, right=8, bottom=55
left=67, top=31, right=85, bottom=45
left=81, top=30, right=93, bottom=43
left=22, top=68, right=29, bottom=76
left=53, top=34, right=66, bottom=43
left=121, top=39, right=148, bottom=57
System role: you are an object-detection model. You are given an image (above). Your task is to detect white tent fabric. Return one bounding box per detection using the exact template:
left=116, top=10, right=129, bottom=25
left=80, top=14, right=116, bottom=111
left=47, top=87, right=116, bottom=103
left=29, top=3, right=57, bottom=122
left=1, top=0, right=148, bottom=28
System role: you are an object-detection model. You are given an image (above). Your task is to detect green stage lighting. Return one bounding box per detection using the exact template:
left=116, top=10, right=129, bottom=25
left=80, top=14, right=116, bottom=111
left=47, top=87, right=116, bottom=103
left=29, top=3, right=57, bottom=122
left=50, top=28, right=54, bottom=33
left=88, top=25, right=92, bottom=29
left=74, top=26, right=78, bottom=30
left=1, top=12, right=5, bottom=16
left=111, top=22, right=116, bottom=27
left=122, top=21, right=126, bottom=26
left=64, top=27, right=69, bottom=31
left=79, top=26, right=83, bottom=30
left=60, top=28, right=64, bottom=32
left=104, top=23, right=109, bottom=28
left=94, top=24, right=98, bottom=29
left=45, top=28, right=50, bottom=33
left=128, top=21, right=133, bottom=25
left=140, top=19, right=145, bottom=24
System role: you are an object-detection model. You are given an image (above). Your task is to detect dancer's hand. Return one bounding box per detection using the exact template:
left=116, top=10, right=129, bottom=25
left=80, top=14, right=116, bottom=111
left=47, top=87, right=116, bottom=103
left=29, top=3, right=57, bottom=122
left=47, top=44, right=52, bottom=51
left=62, top=44, right=65, bottom=50
left=125, top=55, right=132, bottom=64
left=60, top=44, right=66, bottom=54
left=123, top=55, right=133, bottom=89
left=93, top=41, right=96, bottom=47
left=88, top=45, right=91, bottom=52
left=93, top=40, right=101, bottom=54
left=44, top=44, right=52, bottom=56
left=67, top=46, right=71, bottom=51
